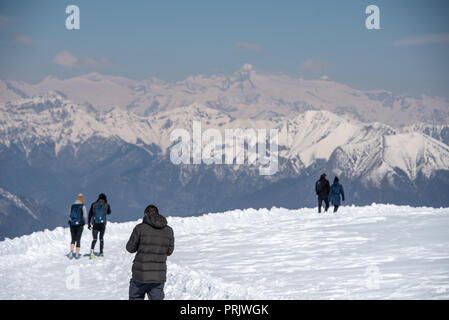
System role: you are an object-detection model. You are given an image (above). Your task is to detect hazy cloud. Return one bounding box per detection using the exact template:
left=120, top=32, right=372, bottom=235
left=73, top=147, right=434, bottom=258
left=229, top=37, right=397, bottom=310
left=53, top=51, right=78, bottom=67
left=233, top=42, right=263, bottom=53
left=52, top=50, right=112, bottom=68
left=394, top=34, right=449, bottom=46
left=12, top=32, right=34, bottom=48
left=0, top=15, right=13, bottom=25
left=300, top=59, right=332, bottom=74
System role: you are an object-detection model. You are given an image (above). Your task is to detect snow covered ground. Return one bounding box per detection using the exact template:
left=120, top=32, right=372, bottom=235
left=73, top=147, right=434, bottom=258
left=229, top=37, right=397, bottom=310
left=0, top=204, right=448, bottom=299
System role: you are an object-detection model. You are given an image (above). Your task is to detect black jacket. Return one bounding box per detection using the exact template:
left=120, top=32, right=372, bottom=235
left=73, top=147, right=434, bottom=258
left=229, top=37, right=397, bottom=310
left=315, top=177, right=330, bottom=197
left=126, top=213, right=175, bottom=283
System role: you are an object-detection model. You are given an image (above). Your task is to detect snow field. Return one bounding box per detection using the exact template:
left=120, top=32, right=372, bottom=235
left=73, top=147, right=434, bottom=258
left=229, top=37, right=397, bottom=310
left=0, top=204, right=448, bottom=299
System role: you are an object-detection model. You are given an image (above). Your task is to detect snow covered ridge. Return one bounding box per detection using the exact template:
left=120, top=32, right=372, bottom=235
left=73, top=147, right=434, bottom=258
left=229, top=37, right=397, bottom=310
left=332, top=132, right=449, bottom=183
left=1, top=93, right=449, bottom=182
left=1, top=205, right=449, bottom=299
left=0, top=187, right=66, bottom=241
left=0, top=187, right=37, bottom=220
left=1, top=65, right=448, bottom=126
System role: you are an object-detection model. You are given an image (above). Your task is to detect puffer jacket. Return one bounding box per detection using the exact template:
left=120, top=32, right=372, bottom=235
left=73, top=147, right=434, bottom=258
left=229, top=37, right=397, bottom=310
left=329, top=182, right=345, bottom=206
left=126, top=213, right=175, bottom=283
left=315, top=177, right=330, bottom=198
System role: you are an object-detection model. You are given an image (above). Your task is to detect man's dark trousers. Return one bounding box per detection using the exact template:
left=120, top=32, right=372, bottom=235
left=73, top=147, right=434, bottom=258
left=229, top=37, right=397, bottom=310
left=129, top=278, right=165, bottom=300
left=318, top=196, right=329, bottom=213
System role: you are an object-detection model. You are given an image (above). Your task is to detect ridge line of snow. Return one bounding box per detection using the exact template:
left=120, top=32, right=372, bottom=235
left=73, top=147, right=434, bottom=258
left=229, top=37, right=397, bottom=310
left=0, top=187, right=38, bottom=220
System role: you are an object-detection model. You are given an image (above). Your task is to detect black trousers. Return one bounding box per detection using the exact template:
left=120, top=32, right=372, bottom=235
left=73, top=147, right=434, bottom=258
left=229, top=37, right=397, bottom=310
left=318, top=195, right=329, bottom=213
left=70, top=225, right=83, bottom=248
left=129, top=279, right=165, bottom=300
left=91, top=224, right=106, bottom=253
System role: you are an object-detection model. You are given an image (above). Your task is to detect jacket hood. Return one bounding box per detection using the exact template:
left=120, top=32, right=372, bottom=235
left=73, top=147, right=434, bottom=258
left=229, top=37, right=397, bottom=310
left=143, top=213, right=167, bottom=229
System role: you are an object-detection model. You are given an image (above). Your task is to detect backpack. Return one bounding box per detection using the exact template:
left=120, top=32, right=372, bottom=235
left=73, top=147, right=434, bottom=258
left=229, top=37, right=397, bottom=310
left=93, top=201, right=107, bottom=225
left=69, top=204, right=83, bottom=226
left=316, top=179, right=324, bottom=194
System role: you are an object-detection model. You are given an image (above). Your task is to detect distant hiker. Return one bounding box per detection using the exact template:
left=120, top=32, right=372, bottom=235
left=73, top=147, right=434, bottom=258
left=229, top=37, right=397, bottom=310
left=315, top=173, right=330, bottom=213
left=88, top=193, right=111, bottom=259
left=329, top=176, right=345, bottom=213
left=67, top=193, right=87, bottom=259
left=126, top=205, right=175, bottom=300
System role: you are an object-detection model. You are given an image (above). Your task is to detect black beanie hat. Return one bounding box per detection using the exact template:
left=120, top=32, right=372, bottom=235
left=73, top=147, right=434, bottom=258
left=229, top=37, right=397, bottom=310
left=145, top=205, right=159, bottom=215
left=98, top=193, right=107, bottom=202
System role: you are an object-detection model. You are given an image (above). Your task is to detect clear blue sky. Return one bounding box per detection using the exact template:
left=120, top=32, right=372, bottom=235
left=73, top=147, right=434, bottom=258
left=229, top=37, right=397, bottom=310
left=1, top=0, right=449, bottom=97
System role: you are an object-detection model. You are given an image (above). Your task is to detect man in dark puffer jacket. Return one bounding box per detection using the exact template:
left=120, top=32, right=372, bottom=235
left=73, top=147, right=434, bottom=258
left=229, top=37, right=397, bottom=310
left=126, top=204, right=174, bottom=300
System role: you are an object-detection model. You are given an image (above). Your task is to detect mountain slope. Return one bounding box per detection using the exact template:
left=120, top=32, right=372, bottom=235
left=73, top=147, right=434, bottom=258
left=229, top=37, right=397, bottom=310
left=0, top=205, right=448, bottom=299
left=0, top=187, right=65, bottom=240
left=330, top=132, right=449, bottom=185
left=403, top=123, right=449, bottom=146
left=277, top=110, right=395, bottom=167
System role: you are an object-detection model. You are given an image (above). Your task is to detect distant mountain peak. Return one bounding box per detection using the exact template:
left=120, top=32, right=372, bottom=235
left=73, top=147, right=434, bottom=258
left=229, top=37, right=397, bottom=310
left=42, top=75, right=60, bottom=82
left=80, top=72, right=104, bottom=81
left=238, top=63, right=255, bottom=73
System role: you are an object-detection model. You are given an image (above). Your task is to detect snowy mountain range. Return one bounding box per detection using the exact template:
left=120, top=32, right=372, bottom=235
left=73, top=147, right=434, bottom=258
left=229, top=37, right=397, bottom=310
left=1, top=92, right=448, bottom=180
left=0, top=69, right=449, bottom=237
left=1, top=64, right=448, bottom=126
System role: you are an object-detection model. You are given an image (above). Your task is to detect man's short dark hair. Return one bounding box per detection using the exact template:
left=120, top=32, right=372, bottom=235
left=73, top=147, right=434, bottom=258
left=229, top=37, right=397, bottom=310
left=145, top=205, right=159, bottom=215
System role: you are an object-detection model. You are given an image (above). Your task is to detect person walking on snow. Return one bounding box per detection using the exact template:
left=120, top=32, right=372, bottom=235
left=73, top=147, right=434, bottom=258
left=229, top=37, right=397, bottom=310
left=126, top=205, right=174, bottom=300
left=67, top=193, right=87, bottom=259
left=315, top=173, right=330, bottom=213
left=329, top=176, right=345, bottom=212
left=88, top=193, right=111, bottom=259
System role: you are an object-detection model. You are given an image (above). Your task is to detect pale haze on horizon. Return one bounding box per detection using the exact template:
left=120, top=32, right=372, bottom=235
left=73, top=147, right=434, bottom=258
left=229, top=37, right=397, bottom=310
left=0, top=0, right=449, bottom=98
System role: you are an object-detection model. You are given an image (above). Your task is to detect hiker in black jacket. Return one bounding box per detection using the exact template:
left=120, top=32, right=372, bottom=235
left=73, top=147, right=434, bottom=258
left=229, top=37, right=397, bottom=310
left=88, top=193, right=111, bottom=259
left=126, top=205, right=175, bottom=300
left=315, top=173, right=330, bottom=213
